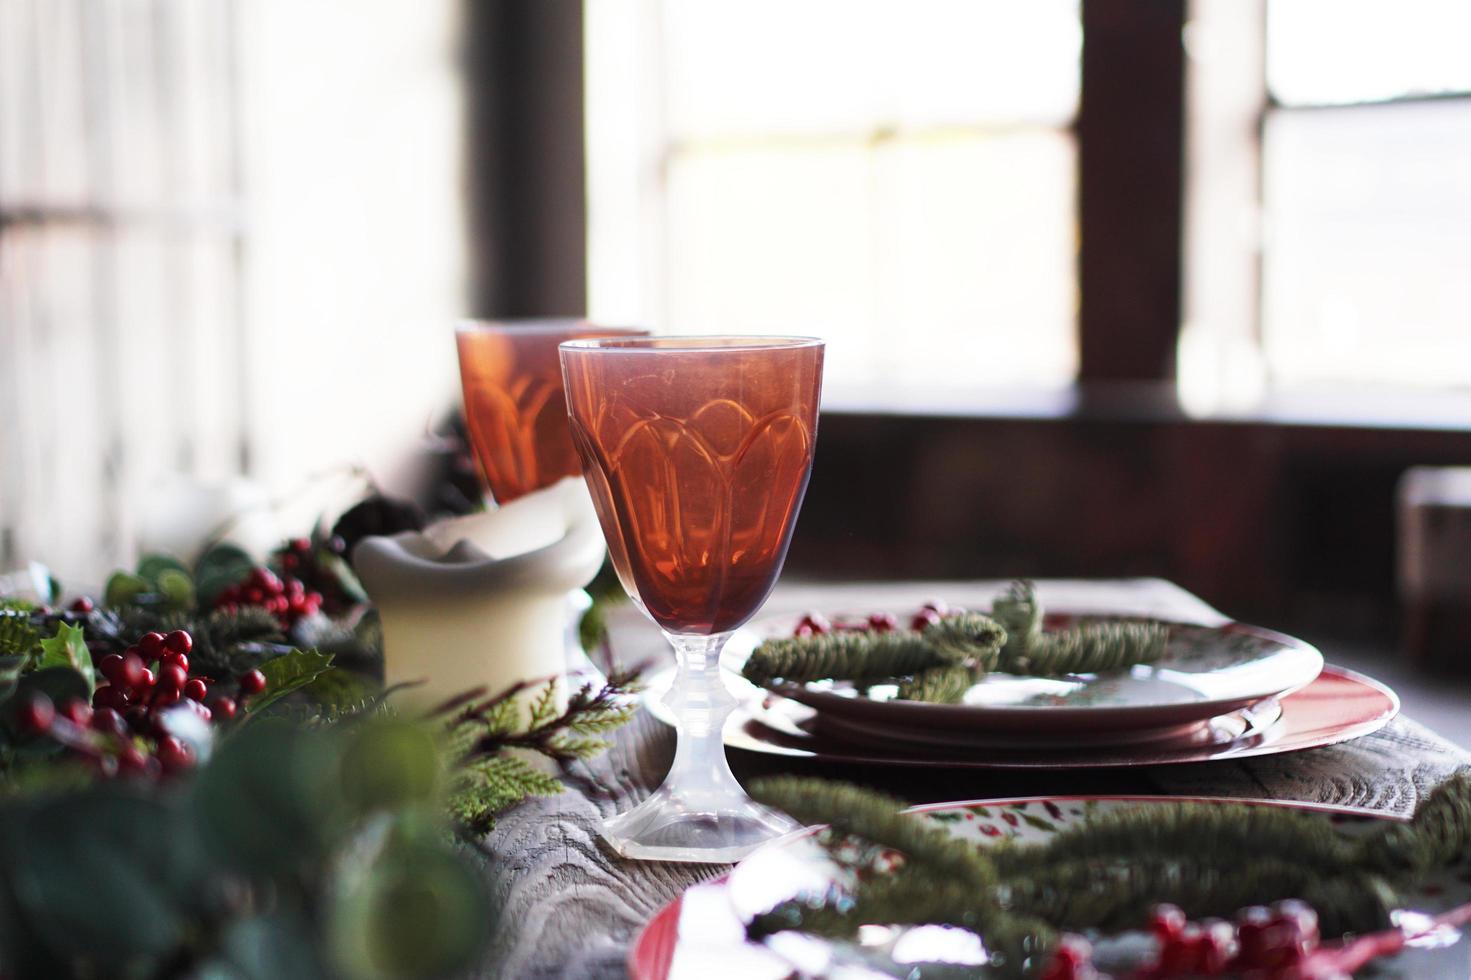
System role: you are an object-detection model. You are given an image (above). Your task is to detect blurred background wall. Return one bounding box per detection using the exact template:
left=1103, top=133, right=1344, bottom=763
left=3, top=0, right=1471, bottom=652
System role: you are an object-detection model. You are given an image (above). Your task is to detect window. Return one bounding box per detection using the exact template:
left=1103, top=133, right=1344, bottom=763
left=585, top=0, right=1082, bottom=393
left=0, top=0, right=465, bottom=583
left=1262, top=0, right=1471, bottom=391
left=1182, top=0, right=1471, bottom=405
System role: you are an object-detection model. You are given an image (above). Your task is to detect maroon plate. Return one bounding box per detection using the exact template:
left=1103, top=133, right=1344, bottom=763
left=720, top=665, right=1397, bottom=769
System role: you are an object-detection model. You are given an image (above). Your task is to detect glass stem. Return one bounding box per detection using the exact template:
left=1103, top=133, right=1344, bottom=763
left=661, top=631, right=745, bottom=804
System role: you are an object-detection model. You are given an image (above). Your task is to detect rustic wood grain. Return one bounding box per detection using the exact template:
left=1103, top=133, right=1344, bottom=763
left=475, top=579, right=1471, bottom=979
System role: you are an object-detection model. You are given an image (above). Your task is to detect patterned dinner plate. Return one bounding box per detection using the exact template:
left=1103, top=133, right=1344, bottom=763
left=630, top=796, right=1471, bottom=980
left=732, top=613, right=1324, bottom=734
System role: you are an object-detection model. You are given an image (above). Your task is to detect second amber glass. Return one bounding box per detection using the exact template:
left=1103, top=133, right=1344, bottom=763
left=455, top=319, right=646, bottom=505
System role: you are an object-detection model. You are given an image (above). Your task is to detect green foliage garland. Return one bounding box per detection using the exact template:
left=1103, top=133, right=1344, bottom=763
left=742, top=582, right=1166, bottom=702
left=746, top=774, right=1471, bottom=978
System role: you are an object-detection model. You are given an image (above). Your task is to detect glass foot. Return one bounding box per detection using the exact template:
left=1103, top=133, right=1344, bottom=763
left=602, top=783, right=799, bottom=863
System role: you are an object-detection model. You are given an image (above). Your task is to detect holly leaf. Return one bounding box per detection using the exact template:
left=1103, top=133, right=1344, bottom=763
left=246, top=650, right=336, bottom=717
left=36, top=623, right=93, bottom=693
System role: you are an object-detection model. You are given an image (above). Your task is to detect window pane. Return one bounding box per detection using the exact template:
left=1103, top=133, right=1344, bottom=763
left=588, top=0, right=1081, bottom=390
left=1268, top=0, right=1471, bottom=106
left=664, top=0, right=1080, bottom=140
left=1261, top=100, right=1471, bottom=389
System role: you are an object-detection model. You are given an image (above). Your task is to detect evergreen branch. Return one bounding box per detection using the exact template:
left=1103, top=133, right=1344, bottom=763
left=895, top=664, right=975, bottom=704
left=0, top=611, right=41, bottom=658
left=442, top=669, right=642, bottom=834
left=1359, top=771, right=1471, bottom=874
left=991, top=580, right=1168, bottom=676
left=749, top=778, right=996, bottom=889
left=742, top=630, right=943, bottom=686
left=997, top=800, right=1357, bottom=877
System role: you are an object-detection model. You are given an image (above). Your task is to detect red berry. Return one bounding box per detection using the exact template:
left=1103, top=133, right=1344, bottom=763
left=208, top=696, right=238, bottom=721
left=794, top=612, right=831, bottom=637
left=153, top=688, right=181, bottom=709
left=119, top=653, right=146, bottom=692
left=138, top=632, right=166, bottom=658
left=281, top=553, right=300, bottom=570
left=867, top=612, right=899, bottom=632
left=117, top=743, right=148, bottom=773
left=291, top=537, right=311, bottom=553
left=184, top=678, right=209, bottom=702
left=138, top=667, right=156, bottom=690
left=1150, top=903, right=1188, bottom=942
left=61, top=698, right=92, bottom=727
left=17, top=693, right=55, bottom=734
left=163, top=652, right=190, bottom=674
left=99, top=653, right=126, bottom=685
left=91, top=706, right=128, bottom=737
left=238, top=669, right=267, bottom=696
left=164, top=630, right=192, bottom=655
left=158, top=663, right=187, bottom=693
left=192, top=703, right=212, bottom=723
left=157, top=736, right=194, bottom=773
left=92, top=685, right=130, bottom=711
left=910, top=608, right=944, bottom=631
left=1040, top=934, right=1093, bottom=980
left=69, top=596, right=95, bottom=614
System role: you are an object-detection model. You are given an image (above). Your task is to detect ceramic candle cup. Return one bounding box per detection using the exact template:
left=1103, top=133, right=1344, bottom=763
left=352, top=477, right=605, bottom=710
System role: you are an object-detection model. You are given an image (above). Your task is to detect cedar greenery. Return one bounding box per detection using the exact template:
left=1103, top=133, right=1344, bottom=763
left=436, top=668, right=642, bottom=834
left=746, top=773, right=1471, bottom=978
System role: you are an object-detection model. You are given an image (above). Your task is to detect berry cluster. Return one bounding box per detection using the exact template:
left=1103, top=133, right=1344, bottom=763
left=793, top=601, right=950, bottom=638
left=15, top=629, right=269, bottom=780
left=214, top=566, right=322, bottom=629
left=1040, top=901, right=1322, bottom=980
left=272, top=536, right=354, bottom=615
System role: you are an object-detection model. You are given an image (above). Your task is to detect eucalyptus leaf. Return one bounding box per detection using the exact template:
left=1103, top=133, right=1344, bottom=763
left=195, top=544, right=256, bottom=606
left=157, top=568, right=196, bottom=609
left=216, top=913, right=325, bottom=980
left=246, top=650, right=336, bottom=717
left=36, top=622, right=93, bottom=693
left=338, top=721, right=441, bottom=816
left=104, top=571, right=150, bottom=609
left=193, top=722, right=347, bottom=873
left=136, top=553, right=191, bottom=588
left=1, top=787, right=192, bottom=963
left=329, top=841, right=490, bottom=980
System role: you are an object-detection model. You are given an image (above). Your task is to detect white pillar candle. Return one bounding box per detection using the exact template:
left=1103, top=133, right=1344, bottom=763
left=353, top=478, right=606, bottom=712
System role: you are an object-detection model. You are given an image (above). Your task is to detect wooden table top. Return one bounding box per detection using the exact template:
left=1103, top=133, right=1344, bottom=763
left=471, top=579, right=1471, bottom=979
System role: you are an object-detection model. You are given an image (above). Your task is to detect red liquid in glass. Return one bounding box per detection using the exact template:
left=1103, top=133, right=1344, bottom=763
left=561, top=338, right=824, bottom=635
left=457, top=323, right=644, bottom=504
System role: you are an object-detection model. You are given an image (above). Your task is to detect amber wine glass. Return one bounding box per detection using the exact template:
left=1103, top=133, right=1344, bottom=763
left=560, top=336, right=824, bottom=862
left=455, top=319, right=647, bottom=505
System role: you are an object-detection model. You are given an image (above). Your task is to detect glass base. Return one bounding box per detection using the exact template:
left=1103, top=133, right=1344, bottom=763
left=602, top=783, right=798, bottom=863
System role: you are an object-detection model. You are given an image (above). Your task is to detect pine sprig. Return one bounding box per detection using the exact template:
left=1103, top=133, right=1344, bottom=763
left=741, top=612, right=1004, bottom=689
left=895, top=664, right=975, bottom=704
left=0, top=611, right=41, bottom=658
left=992, top=580, right=1168, bottom=676
left=742, top=630, right=943, bottom=687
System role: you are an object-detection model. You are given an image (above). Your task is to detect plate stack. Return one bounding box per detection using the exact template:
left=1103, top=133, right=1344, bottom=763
left=645, top=608, right=1398, bottom=770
